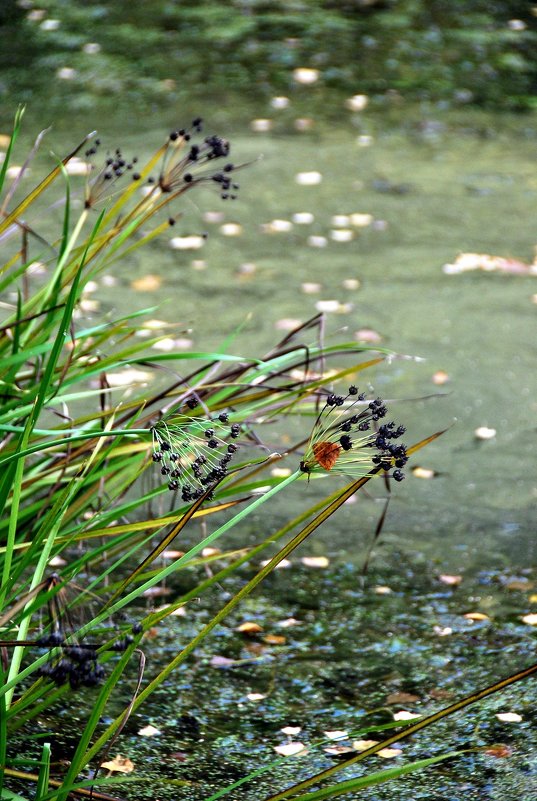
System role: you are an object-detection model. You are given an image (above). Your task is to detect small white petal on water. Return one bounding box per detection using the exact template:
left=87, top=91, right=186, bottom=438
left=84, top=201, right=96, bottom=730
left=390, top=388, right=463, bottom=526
left=293, top=67, right=319, bottom=84
left=271, top=96, right=290, bottom=109
left=106, top=368, right=153, bottom=387
left=65, top=158, right=91, bottom=176
left=393, top=711, right=421, bottom=721
left=331, top=214, right=350, bottom=227
left=247, top=693, right=267, bottom=701
left=56, top=67, right=77, bottom=80
left=301, top=282, right=322, bottom=294
left=292, top=212, right=314, bottom=224
left=138, top=725, right=161, bottom=737
left=342, top=278, right=360, bottom=290
left=350, top=213, right=373, bottom=227
left=273, top=742, right=308, bottom=757
left=295, top=171, right=322, bottom=186
left=203, top=210, right=225, bottom=224
left=323, top=730, right=349, bottom=740
left=495, top=712, right=523, bottom=723
left=307, top=235, right=327, bottom=248
left=330, top=229, right=354, bottom=242
left=294, top=118, right=314, bottom=132
left=474, top=426, right=496, bottom=440
left=345, top=94, right=369, bottom=112
left=250, top=118, right=273, bottom=133
left=281, top=726, right=302, bottom=736
left=83, top=42, right=101, bottom=54
left=301, top=556, right=329, bottom=568
left=355, top=135, right=374, bottom=147
left=170, top=235, right=205, bottom=250
left=219, top=223, right=243, bottom=237
left=275, top=318, right=303, bottom=331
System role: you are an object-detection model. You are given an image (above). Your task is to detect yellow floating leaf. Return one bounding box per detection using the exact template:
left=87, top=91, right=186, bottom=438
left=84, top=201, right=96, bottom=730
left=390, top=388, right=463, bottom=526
left=131, top=274, right=162, bottom=291
left=352, top=739, right=379, bottom=752
left=235, top=621, right=263, bottom=634
left=529, top=594, right=537, bottom=603
left=432, top=370, right=450, bottom=385
left=263, top=634, right=286, bottom=645
left=373, top=585, right=392, bottom=595
left=463, top=612, right=489, bottom=621
left=378, top=747, right=403, bottom=758
left=100, top=755, right=135, bottom=774
left=506, top=580, right=534, bottom=591
left=412, top=466, right=437, bottom=480
left=301, top=556, right=329, bottom=568
left=201, top=547, right=222, bottom=558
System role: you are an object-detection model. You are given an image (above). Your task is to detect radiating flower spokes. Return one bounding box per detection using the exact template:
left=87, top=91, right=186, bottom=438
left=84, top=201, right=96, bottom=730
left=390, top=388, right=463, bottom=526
left=299, top=385, right=408, bottom=481
left=151, top=411, right=241, bottom=501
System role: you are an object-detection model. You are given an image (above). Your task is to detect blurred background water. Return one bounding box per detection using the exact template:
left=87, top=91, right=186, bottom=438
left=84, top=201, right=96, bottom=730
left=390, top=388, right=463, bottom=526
left=1, top=0, right=535, bottom=573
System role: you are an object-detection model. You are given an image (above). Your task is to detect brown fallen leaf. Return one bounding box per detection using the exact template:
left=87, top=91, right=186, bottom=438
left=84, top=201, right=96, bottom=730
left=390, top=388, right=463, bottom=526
left=235, top=621, right=263, bottom=635
left=386, top=691, right=420, bottom=705
left=484, top=744, right=513, bottom=758
left=263, top=634, right=286, bottom=645
left=100, top=755, right=135, bottom=774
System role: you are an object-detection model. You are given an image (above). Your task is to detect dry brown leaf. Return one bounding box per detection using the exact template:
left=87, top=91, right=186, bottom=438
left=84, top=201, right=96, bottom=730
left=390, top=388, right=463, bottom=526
left=386, top=691, right=420, bottom=705
left=100, top=755, right=135, bottom=774
left=484, top=744, right=513, bottom=758
left=506, top=580, right=534, bottom=591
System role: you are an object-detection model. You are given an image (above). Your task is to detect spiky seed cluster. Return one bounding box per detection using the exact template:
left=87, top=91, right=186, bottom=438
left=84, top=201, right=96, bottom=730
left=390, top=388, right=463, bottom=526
left=151, top=412, right=241, bottom=501
left=158, top=118, right=240, bottom=200
left=300, top=385, right=408, bottom=481
left=84, top=140, right=140, bottom=208
left=35, top=627, right=137, bottom=690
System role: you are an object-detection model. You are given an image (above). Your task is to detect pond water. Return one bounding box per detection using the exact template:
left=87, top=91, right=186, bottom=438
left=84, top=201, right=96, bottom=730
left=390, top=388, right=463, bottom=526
left=5, top=107, right=537, bottom=801
left=17, top=108, right=536, bottom=572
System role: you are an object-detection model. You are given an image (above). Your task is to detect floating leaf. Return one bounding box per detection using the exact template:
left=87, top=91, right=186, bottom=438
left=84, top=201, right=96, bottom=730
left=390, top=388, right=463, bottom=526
left=495, top=712, right=523, bottom=723
left=100, top=755, right=135, bottom=774
left=273, top=742, right=308, bottom=757
left=138, top=724, right=161, bottom=737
